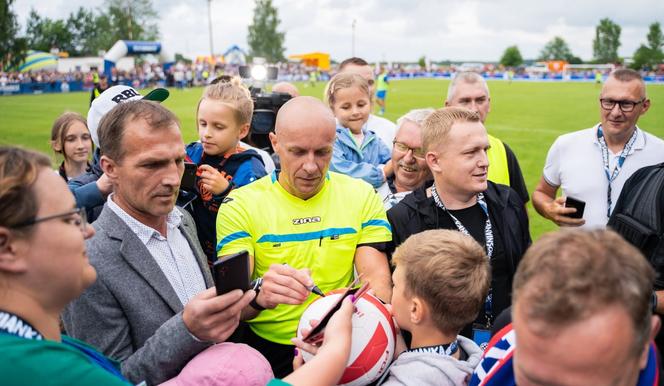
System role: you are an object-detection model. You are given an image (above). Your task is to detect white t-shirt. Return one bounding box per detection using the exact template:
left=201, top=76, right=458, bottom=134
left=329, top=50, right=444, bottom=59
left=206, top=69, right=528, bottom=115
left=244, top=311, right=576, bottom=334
left=543, top=124, right=664, bottom=229
left=367, top=114, right=396, bottom=150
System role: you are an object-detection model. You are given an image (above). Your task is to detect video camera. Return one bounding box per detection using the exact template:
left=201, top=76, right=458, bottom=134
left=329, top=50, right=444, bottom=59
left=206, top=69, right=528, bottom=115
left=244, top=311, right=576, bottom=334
left=247, top=88, right=292, bottom=153
left=239, top=61, right=292, bottom=154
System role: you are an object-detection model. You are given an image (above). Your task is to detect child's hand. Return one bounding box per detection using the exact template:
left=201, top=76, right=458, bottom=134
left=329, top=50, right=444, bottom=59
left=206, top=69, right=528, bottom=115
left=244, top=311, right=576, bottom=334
left=291, top=296, right=355, bottom=358
left=285, top=297, right=355, bottom=386
left=292, top=319, right=324, bottom=357
left=197, top=164, right=230, bottom=195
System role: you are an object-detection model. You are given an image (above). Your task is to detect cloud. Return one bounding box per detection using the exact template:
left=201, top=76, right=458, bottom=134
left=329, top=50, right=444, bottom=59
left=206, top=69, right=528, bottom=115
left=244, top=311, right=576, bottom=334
left=12, top=0, right=662, bottom=62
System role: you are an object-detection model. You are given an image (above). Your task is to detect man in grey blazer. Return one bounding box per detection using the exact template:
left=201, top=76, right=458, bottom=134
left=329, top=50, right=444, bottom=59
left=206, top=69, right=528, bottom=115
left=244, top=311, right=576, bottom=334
left=62, top=100, right=256, bottom=385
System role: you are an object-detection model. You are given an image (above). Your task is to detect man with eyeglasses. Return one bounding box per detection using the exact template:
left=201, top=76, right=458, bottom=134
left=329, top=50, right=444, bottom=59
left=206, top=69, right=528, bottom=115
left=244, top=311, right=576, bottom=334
left=338, top=57, right=397, bottom=149
left=387, top=107, right=530, bottom=347
left=377, top=108, right=433, bottom=209
left=532, top=68, right=664, bottom=229
left=445, top=71, right=529, bottom=205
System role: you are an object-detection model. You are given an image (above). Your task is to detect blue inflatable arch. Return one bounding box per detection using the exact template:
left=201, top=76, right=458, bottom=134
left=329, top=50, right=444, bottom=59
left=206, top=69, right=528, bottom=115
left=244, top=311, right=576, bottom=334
left=103, top=40, right=175, bottom=77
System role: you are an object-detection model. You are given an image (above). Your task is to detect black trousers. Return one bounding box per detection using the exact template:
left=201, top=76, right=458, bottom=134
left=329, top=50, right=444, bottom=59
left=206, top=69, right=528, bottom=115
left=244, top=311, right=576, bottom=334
left=240, top=323, right=295, bottom=378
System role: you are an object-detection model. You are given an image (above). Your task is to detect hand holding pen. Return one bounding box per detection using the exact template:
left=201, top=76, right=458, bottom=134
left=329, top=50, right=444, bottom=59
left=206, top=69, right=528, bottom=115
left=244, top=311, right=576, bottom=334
left=282, top=263, right=325, bottom=298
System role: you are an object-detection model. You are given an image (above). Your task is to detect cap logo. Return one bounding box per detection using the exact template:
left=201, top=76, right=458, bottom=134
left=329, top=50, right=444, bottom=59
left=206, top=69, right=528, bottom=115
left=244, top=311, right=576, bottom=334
left=111, top=89, right=140, bottom=103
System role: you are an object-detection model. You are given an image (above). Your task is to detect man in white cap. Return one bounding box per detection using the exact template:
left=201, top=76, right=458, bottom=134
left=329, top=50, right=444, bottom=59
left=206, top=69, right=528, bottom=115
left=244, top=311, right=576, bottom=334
left=70, top=85, right=169, bottom=222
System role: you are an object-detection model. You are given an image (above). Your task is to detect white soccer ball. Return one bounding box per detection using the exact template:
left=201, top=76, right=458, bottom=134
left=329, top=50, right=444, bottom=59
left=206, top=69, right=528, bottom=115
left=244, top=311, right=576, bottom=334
left=296, top=292, right=396, bottom=386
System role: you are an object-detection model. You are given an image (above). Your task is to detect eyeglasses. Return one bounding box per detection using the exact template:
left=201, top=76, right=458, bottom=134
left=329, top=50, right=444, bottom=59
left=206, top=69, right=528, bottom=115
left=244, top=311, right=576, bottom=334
left=13, top=207, right=88, bottom=232
left=393, top=141, right=425, bottom=159
left=599, top=98, right=645, bottom=112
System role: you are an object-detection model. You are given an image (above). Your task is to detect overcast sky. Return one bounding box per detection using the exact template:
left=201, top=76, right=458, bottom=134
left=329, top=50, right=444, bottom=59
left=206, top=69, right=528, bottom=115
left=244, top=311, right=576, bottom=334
left=13, top=0, right=664, bottom=62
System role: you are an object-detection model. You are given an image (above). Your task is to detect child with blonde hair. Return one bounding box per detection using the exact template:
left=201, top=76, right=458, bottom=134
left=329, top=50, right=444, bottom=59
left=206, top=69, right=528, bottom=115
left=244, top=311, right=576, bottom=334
left=327, top=72, right=392, bottom=188
left=185, top=76, right=267, bottom=263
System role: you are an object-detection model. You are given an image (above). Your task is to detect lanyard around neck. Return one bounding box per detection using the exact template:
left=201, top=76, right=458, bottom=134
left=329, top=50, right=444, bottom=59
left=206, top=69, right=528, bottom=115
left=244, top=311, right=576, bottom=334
left=408, top=340, right=459, bottom=356
left=430, top=184, right=493, bottom=258
left=597, top=125, right=638, bottom=218
left=430, top=184, right=494, bottom=325
left=0, top=310, right=43, bottom=340
left=0, top=310, right=128, bottom=383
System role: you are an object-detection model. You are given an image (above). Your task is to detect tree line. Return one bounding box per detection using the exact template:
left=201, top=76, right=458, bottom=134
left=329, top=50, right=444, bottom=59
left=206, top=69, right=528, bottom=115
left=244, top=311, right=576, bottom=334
left=2, top=0, right=661, bottom=73
left=1, top=0, right=158, bottom=70
left=500, top=18, right=664, bottom=71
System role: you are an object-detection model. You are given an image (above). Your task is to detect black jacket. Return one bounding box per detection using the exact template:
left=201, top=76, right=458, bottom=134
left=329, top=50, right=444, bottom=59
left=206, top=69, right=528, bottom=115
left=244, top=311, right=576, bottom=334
left=387, top=181, right=531, bottom=317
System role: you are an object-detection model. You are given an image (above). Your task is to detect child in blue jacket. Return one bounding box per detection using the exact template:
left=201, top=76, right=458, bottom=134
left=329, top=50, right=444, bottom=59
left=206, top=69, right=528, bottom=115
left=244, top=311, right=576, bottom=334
left=327, top=72, right=392, bottom=188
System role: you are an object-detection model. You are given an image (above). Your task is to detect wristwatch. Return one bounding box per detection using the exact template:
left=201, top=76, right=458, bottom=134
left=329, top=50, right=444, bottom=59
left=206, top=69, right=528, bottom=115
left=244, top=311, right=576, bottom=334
left=651, top=291, right=658, bottom=314
left=249, top=277, right=265, bottom=311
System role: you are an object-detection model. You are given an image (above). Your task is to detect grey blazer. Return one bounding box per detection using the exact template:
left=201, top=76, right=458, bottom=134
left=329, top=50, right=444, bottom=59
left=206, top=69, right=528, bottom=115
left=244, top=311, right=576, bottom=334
left=62, top=204, right=214, bottom=385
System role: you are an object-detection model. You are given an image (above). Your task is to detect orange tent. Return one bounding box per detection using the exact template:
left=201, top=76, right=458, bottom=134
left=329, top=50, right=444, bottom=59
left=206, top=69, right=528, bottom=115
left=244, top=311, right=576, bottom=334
left=288, top=52, right=330, bottom=71
left=547, top=60, right=568, bottom=73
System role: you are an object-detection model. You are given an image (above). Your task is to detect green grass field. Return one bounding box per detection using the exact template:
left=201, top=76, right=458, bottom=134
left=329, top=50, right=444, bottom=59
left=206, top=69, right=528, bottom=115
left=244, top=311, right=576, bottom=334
left=1, top=78, right=663, bottom=239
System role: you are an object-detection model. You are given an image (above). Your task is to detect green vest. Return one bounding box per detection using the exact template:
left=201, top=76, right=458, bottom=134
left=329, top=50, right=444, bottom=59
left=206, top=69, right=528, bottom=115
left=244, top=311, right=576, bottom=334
left=487, top=134, right=510, bottom=186
left=376, top=72, right=388, bottom=91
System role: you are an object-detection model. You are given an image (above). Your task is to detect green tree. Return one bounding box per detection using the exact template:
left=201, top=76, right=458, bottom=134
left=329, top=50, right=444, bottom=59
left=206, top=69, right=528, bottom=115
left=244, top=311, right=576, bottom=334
left=1, top=0, right=28, bottom=70
left=500, top=45, right=523, bottom=67
left=418, top=55, right=426, bottom=69
left=105, top=0, right=159, bottom=42
left=647, top=21, right=664, bottom=51
left=175, top=53, right=192, bottom=64
left=539, top=36, right=577, bottom=62
left=66, top=7, right=113, bottom=56
left=247, top=0, right=286, bottom=62
left=593, top=18, right=621, bottom=63
left=25, top=10, right=73, bottom=54
left=630, top=22, right=664, bottom=70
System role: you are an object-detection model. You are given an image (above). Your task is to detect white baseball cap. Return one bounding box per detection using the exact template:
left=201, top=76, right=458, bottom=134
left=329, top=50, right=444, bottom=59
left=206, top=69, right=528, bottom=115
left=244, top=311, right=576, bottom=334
left=87, top=85, right=169, bottom=147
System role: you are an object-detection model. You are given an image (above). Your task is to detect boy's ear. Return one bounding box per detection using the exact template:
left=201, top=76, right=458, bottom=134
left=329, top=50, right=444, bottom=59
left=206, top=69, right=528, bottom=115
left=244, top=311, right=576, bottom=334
left=238, top=123, right=251, bottom=140
left=0, top=227, right=29, bottom=274
left=640, top=315, right=661, bottom=369
left=410, top=296, right=425, bottom=325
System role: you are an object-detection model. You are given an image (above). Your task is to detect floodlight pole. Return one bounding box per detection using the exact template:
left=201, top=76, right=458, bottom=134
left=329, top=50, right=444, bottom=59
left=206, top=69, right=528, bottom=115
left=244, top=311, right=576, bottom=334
left=207, top=0, right=215, bottom=57
left=352, top=19, right=356, bottom=57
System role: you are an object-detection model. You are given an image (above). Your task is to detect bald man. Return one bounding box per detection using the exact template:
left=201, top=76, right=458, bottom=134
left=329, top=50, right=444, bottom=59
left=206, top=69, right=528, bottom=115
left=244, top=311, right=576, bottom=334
left=271, top=81, right=300, bottom=97
left=216, top=96, right=392, bottom=377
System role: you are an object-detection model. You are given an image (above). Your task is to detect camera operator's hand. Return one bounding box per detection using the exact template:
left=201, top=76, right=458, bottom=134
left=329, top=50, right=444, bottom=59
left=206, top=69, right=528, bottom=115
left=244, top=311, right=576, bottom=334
left=198, top=164, right=230, bottom=196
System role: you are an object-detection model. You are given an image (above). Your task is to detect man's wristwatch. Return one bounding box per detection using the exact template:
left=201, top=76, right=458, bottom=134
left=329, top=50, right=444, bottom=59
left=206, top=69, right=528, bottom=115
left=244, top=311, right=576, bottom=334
left=249, top=277, right=265, bottom=311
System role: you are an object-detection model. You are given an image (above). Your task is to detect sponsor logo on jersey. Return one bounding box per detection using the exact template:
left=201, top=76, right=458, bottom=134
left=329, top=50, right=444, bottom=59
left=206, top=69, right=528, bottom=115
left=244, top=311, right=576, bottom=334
left=292, top=216, right=321, bottom=225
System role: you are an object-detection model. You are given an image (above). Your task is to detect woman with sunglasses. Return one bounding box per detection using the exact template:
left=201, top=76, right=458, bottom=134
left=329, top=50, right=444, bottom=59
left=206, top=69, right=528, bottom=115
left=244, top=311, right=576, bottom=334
left=0, top=146, right=130, bottom=385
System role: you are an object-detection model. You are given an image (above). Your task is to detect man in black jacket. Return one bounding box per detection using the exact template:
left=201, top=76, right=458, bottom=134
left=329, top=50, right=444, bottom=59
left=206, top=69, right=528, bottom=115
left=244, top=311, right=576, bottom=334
left=387, top=107, right=530, bottom=346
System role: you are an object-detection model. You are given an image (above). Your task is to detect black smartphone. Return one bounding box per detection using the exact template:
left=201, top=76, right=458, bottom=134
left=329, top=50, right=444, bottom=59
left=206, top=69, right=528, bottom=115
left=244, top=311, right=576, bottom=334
left=180, top=162, right=197, bottom=191
left=565, top=196, right=586, bottom=219
left=213, top=250, right=250, bottom=296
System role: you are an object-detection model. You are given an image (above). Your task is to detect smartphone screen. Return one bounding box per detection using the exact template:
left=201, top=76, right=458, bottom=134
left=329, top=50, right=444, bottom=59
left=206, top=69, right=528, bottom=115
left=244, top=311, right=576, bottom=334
left=213, top=250, right=250, bottom=296
left=565, top=196, right=586, bottom=219
left=180, top=162, right=197, bottom=191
